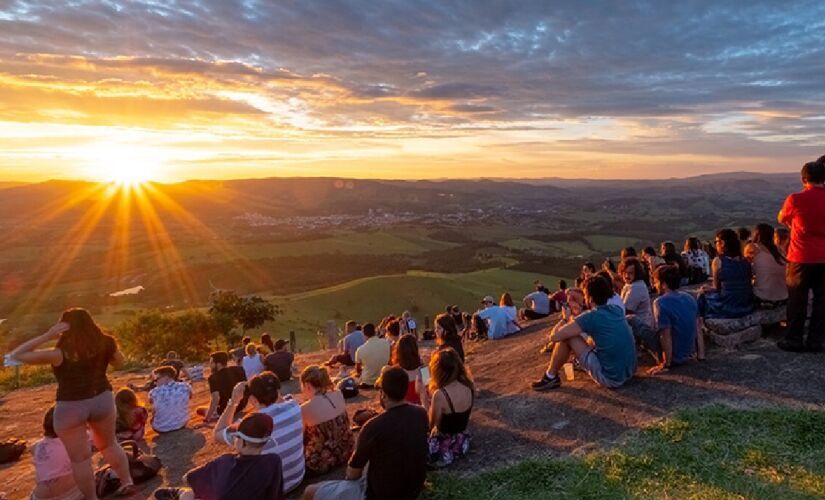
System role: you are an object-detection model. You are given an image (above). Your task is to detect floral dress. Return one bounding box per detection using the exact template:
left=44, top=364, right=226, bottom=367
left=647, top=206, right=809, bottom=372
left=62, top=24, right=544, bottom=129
left=304, top=403, right=355, bottom=475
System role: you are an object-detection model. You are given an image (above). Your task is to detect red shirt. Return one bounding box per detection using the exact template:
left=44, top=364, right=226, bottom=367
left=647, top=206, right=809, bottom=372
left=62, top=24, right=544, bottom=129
left=781, top=186, right=825, bottom=263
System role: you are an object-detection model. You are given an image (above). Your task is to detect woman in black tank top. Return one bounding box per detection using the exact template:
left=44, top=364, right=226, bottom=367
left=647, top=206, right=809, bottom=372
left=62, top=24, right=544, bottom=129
left=426, top=348, right=474, bottom=468
left=10, top=308, right=135, bottom=498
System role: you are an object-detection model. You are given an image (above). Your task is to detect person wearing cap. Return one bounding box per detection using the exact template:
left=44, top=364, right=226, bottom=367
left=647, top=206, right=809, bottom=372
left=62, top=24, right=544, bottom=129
left=154, top=412, right=285, bottom=500
left=303, top=366, right=428, bottom=500
left=264, top=338, right=295, bottom=382
left=520, top=283, right=551, bottom=320
left=213, top=371, right=305, bottom=494
left=354, top=323, right=390, bottom=389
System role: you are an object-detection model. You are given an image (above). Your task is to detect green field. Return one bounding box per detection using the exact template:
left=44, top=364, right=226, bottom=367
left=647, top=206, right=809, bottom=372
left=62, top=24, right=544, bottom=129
left=257, top=268, right=566, bottom=351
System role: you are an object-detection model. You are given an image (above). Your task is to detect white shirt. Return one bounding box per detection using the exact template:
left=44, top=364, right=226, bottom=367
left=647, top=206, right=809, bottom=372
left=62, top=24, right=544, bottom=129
left=621, top=280, right=654, bottom=327
left=478, top=305, right=512, bottom=339
left=241, top=354, right=265, bottom=380
left=149, top=381, right=191, bottom=433
left=607, top=293, right=626, bottom=314
left=523, top=291, right=550, bottom=315
left=501, top=305, right=520, bottom=334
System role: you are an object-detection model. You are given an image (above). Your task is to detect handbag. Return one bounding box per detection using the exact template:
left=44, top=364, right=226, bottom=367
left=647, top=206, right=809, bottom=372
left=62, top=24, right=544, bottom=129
left=95, top=440, right=162, bottom=497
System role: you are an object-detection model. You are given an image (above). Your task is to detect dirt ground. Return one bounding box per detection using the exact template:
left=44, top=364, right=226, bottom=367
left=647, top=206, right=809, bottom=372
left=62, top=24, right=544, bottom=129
left=2, top=316, right=825, bottom=499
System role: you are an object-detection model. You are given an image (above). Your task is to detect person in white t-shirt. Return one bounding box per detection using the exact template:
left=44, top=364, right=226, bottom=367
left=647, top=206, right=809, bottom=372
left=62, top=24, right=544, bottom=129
left=32, top=406, right=83, bottom=500
left=148, top=366, right=192, bottom=433
left=499, top=292, right=521, bottom=335
left=241, top=343, right=265, bottom=380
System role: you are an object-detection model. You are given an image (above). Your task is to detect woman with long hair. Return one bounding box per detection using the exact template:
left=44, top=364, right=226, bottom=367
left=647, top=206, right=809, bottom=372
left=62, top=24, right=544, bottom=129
left=682, top=237, right=711, bottom=284
left=499, top=292, right=521, bottom=335
left=9, top=308, right=135, bottom=498
left=698, top=229, right=755, bottom=319
left=434, top=313, right=464, bottom=362
left=391, top=334, right=428, bottom=407
left=745, top=223, right=788, bottom=306
left=299, top=365, right=354, bottom=475
left=661, top=241, right=688, bottom=282
left=427, top=348, right=474, bottom=468
left=114, top=387, right=148, bottom=442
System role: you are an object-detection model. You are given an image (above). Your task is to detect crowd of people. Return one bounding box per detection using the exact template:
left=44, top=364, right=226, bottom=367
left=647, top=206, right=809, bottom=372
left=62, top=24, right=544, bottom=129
left=6, top=157, right=824, bottom=499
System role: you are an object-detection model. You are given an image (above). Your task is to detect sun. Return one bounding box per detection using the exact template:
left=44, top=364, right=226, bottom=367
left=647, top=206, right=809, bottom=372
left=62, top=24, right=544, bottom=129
left=82, top=142, right=166, bottom=186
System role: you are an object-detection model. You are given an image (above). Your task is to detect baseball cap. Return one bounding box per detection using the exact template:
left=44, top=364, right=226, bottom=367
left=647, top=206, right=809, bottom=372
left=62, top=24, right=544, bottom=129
left=228, top=413, right=273, bottom=444
left=482, top=295, right=495, bottom=304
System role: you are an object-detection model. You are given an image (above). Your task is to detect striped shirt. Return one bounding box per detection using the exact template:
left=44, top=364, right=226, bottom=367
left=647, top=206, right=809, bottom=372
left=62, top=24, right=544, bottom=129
left=220, top=397, right=305, bottom=492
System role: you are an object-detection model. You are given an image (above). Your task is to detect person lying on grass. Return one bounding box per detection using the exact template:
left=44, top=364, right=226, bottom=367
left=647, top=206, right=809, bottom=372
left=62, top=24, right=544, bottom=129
left=532, top=275, right=636, bottom=391
left=154, top=412, right=285, bottom=500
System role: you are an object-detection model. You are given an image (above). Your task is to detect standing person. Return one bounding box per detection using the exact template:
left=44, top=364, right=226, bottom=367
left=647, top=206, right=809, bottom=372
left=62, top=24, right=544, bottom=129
left=303, top=367, right=429, bottom=500
left=682, top=237, right=711, bottom=284
left=264, top=339, right=295, bottom=382
left=31, top=406, right=82, bottom=500
left=115, top=387, right=148, bottom=442
left=199, top=351, right=248, bottom=423
left=214, top=371, right=305, bottom=494
left=697, top=229, right=754, bottom=319
left=778, top=159, right=825, bottom=352
left=325, top=321, right=364, bottom=368
left=9, top=308, right=135, bottom=498
left=354, top=323, right=390, bottom=389
left=242, top=343, right=266, bottom=380
left=520, top=284, right=551, bottom=320
left=299, top=366, right=354, bottom=476
left=427, top=348, right=474, bottom=468
left=148, top=366, right=192, bottom=433
left=531, top=276, right=636, bottom=391
left=435, top=313, right=465, bottom=362
left=744, top=223, right=788, bottom=307
left=391, top=334, right=428, bottom=407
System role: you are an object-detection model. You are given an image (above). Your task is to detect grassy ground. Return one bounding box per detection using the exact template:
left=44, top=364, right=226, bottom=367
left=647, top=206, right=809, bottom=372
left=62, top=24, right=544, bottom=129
left=426, top=406, right=825, bottom=499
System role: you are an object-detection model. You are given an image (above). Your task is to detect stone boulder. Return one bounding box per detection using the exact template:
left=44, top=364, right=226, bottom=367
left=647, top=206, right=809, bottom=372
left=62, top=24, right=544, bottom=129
left=704, top=307, right=785, bottom=336
left=707, top=325, right=762, bottom=349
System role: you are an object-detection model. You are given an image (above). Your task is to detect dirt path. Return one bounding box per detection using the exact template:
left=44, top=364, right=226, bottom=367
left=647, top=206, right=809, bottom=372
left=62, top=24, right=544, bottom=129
left=2, top=317, right=825, bottom=498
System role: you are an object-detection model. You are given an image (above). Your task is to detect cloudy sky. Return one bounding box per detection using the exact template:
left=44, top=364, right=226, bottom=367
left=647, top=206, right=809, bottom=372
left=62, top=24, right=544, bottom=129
left=1, top=0, right=824, bottom=182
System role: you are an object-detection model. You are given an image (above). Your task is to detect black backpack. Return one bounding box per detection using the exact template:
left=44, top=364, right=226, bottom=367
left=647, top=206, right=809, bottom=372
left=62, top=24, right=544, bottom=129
left=0, top=438, right=26, bottom=464
left=95, top=440, right=162, bottom=497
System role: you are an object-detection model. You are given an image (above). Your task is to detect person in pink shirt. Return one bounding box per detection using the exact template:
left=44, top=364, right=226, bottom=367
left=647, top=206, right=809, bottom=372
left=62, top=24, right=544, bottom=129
left=777, top=158, right=825, bottom=352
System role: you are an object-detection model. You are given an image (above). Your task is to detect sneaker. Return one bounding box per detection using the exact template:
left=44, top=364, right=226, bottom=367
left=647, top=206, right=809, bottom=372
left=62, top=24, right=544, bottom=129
left=777, top=339, right=806, bottom=352
left=531, top=375, right=561, bottom=391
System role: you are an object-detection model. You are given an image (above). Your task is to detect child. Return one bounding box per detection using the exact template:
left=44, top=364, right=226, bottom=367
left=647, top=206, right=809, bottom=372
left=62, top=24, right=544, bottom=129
left=153, top=413, right=285, bottom=500
left=115, top=387, right=149, bottom=441
left=149, top=366, right=192, bottom=433
left=31, top=406, right=83, bottom=500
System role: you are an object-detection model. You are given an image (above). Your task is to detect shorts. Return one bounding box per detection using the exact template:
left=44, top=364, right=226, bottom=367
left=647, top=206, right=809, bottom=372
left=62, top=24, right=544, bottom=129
left=312, top=477, right=367, bottom=500
left=628, top=316, right=661, bottom=354
left=54, top=391, right=115, bottom=433
left=578, top=350, right=625, bottom=389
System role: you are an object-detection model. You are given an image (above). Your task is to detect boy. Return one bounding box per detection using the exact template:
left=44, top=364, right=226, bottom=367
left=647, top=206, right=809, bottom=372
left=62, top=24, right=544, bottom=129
left=154, top=413, right=284, bottom=500
left=148, top=366, right=192, bottom=433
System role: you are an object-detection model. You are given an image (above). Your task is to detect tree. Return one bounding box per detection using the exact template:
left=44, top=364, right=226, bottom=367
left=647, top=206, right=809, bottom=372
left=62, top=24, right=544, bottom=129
left=115, top=310, right=219, bottom=361
left=208, top=290, right=279, bottom=346
left=236, top=296, right=277, bottom=333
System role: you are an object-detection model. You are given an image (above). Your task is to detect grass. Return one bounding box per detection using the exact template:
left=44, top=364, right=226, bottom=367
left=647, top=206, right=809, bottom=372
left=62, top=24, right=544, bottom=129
left=426, top=406, right=825, bottom=499
left=0, top=364, right=55, bottom=395
left=585, top=234, right=642, bottom=254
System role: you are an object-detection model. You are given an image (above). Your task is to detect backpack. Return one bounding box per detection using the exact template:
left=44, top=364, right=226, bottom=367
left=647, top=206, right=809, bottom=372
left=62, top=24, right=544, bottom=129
left=0, top=438, right=26, bottom=464
left=95, top=440, right=162, bottom=497
left=337, top=377, right=359, bottom=399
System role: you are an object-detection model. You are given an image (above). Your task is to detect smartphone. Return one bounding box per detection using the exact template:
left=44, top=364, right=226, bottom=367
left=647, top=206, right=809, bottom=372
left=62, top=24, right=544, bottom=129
left=420, top=367, right=431, bottom=385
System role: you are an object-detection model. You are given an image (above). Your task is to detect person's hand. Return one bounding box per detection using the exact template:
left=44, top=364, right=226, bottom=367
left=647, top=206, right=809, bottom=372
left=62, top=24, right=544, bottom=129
left=46, top=322, right=70, bottom=338
left=647, top=364, right=669, bottom=376
left=231, top=381, right=247, bottom=402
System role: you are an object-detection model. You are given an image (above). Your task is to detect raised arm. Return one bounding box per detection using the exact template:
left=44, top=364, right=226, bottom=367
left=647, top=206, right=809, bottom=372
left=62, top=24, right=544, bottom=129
left=8, top=322, right=68, bottom=366
left=213, top=381, right=247, bottom=443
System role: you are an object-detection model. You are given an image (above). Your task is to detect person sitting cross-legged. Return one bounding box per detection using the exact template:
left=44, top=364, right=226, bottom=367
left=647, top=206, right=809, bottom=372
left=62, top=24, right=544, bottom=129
left=148, top=366, right=192, bottom=433
left=532, top=275, right=637, bottom=391
left=299, top=366, right=355, bottom=476
left=264, top=339, right=296, bottom=382
left=213, top=371, right=305, bottom=494
left=325, top=321, right=365, bottom=368
left=197, top=351, right=248, bottom=423
left=303, top=366, right=429, bottom=500
left=354, top=323, right=390, bottom=389
left=520, top=284, right=551, bottom=320
left=154, top=412, right=285, bottom=500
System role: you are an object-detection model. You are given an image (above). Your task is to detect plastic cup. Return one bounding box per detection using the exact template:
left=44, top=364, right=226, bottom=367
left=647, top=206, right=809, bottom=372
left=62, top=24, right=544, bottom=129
left=563, top=362, right=575, bottom=381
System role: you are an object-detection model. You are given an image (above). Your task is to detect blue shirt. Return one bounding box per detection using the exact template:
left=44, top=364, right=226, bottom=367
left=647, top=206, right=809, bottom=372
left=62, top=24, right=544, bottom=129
left=575, top=304, right=636, bottom=384
left=654, top=291, right=698, bottom=364
left=478, top=306, right=511, bottom=340
left=343, top=330, right=365, bottom=361
left=524, top=291, right=550, bottom=315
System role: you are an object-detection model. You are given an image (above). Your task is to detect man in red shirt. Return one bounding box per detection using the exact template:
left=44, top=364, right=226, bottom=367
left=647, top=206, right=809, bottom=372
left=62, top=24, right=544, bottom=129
left=777, top=157, right=825, bottom=352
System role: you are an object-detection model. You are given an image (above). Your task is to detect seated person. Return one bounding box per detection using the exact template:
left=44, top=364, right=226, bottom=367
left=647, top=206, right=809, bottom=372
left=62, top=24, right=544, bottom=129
left=619, top=257, right=654, bottom=329
left=427, top=348, right=474, bottom=468
left=230, top=337, right=252, bottom=366
left=596, top=270, right=626, bottom=313
left=476, top=296, right=517, bottom=340
left=549, top=280, right=569, bottom=312
left=580, top=261, right=597, bottom=282
left=214, top=371, right=305, bottom=494
left=354, top=323, right=390, bottom=388
left=264, top=339, right=295, bottom=382
left=698, top=229, right=755, bottom=319
left=154, top=413, right=285, bottom=500
left=384, top=319, right=401, bottom=345
left=31, top=406, right=82, bottom=500
left=520, top=285, right=551, bottom=320
left=261, top=333, right=275, bottom=353
left=127, top=350, right=189, bottom=392
left=392, top=334, right=428, bottom=407
left=148, top=366, right=192, bottom=433
left=744, top=223, right=788, bottom=307
left=532, top=275, right=636, bottom=391
left=303, top=367, right=429, bottom=500
left=242, top=343, right=266, bottom=380
left=325, top=321, right=364, bottom=367
left=647, top=265, right=704, bottom=371
left=499, top=292, right=522, bottom=335
left=682, top=237, right=711, bottom=284
left=435, top=313, right=465, bottom=362
left=400, top=311, right=418, bottom=338
left=661, top=241, right=688, bottom=283
left=115, top=387, right=149, bottom=441
left=197, top=351, right=248, bottom=423
left=774, top=226, right=790, bottom=257
left=299, top=366, right=354, bottom=475
left=641, top=247, right=665, bottom=279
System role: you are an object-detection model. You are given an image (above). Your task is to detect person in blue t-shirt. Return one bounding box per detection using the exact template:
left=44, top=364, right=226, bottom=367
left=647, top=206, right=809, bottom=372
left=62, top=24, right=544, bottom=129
left=647, top=265, right=705, bottom=374
left=325, top=321, right=365, bottom=368
left=532, top=275, right=637, bottom=391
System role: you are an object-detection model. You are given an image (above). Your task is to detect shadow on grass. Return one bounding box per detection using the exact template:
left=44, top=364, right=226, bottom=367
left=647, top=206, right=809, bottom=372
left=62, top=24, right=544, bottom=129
left=425, top=405, right=825, bottom=499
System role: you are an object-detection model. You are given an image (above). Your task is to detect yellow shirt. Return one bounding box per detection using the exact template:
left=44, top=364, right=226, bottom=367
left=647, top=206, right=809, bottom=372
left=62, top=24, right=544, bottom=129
left=355, top=337, right=390, bottom=386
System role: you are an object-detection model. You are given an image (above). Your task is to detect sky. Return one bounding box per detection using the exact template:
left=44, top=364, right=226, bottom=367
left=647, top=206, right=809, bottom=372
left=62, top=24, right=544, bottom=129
left=0, top=0, right=824, bottom=182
